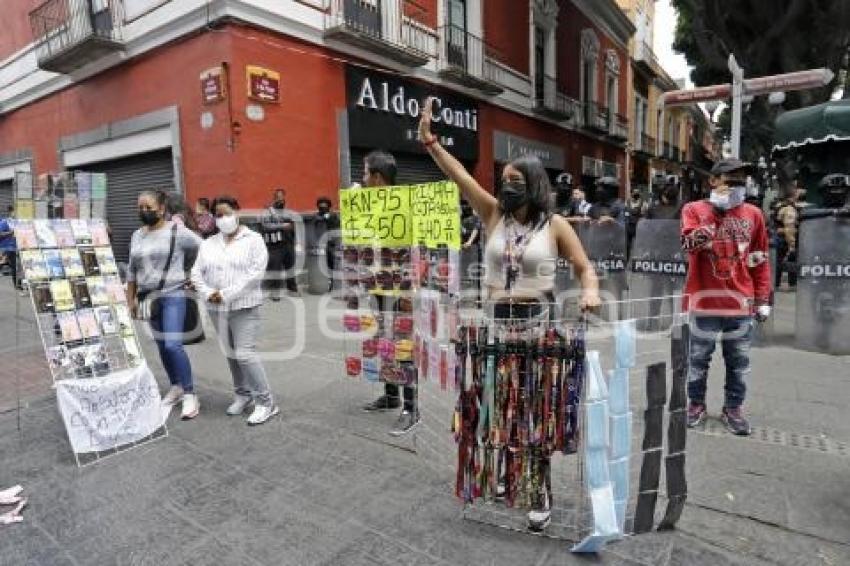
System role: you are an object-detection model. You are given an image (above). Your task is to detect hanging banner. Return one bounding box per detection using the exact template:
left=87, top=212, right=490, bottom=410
left=339, top=181, right=461, bottom=250
left=56, top=363, right=166, bottom=454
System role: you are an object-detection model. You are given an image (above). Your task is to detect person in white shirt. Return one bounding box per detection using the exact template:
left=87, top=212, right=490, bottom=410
left=191, top=195, right=279, bottom=426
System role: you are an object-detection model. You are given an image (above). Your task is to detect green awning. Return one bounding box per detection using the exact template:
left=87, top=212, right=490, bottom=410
left=772, top=99, right=850, bottom=151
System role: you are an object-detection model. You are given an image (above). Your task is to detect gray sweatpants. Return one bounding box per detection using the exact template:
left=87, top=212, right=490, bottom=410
left=209, top=306, right=274, bottom=407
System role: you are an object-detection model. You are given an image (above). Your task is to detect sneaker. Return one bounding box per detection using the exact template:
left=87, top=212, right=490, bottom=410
left=722, top=406, right=752, bottom=436
left=247, top=404, right=280, bottom=426
left=181, top=394, right=200, bottom=420
left=687, top=401, right=707, bottom=428
left=494, top=481, right=506, bottom=501
left=389, top=410, right=420, bottom=437
left=362, top=395, right=401, bottom=412
left=226, top=395, right=253, bottom=416
left=527, top=491, right=551, bottom=532
left=161, top=386, right=184, bottom=407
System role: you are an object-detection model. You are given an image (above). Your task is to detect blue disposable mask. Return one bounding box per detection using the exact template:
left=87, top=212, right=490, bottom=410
left=711, top=185, right=746, bottom=210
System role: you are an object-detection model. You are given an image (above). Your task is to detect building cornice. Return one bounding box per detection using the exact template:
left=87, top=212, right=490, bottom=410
left=571, top=0, right=636, bottom=50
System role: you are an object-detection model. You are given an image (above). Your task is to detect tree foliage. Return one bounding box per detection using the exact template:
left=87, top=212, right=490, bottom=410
left=670, top=0, right=850, bottom=158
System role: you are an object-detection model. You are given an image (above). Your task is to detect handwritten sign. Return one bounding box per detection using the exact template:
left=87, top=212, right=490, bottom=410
left=340, top=181, right=461, bottom=249
left=411, top=181, right=461, bottom=249
left=340, top=185, right=412, bottom=246
left=56, top=362, right=167, bottom=454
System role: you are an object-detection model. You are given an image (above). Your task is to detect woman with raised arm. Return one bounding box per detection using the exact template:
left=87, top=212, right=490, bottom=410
left=419, top=97, right=601, bottom=531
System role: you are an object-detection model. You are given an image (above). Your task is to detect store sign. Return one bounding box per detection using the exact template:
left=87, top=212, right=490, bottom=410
left=200, top=66, right=225, bottom=104
left=247, top=65, right=280, bottom=103
left=346, top=66, right=479, bottom=161
left=493, top=131, right=565, bottom=170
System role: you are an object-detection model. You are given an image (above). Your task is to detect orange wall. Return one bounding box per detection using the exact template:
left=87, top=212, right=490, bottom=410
left=484, top=0, right=529, bottom=75
left=0, top=24, right=348, bottom=211
left=0, top=29, right=236, bottom=201
left=226, top=24, right=347, bottom=210
left=0, top=0, right=42, bottom=61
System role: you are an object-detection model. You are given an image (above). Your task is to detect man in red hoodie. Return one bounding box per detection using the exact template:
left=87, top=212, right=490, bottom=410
left=681, top=159, right=772, bottom=435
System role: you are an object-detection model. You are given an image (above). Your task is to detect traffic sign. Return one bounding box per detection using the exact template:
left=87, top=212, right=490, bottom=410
left=663, top=84, right=732, bottom=106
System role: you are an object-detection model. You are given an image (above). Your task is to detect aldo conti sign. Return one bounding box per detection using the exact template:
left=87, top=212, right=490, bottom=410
left=346, top=66, right=479, bottom=160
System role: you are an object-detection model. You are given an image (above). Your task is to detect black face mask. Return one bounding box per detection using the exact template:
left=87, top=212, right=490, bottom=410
left=273, top=201, right=285, bottom=210
left=499, top=182, right=528, bottom=213
left=139, top=210, right=160, bottom=226
left=318, top=206, right=330, bottom=215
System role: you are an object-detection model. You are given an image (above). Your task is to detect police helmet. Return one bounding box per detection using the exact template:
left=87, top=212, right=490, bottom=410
left=819, top=174, right=850, bottom=208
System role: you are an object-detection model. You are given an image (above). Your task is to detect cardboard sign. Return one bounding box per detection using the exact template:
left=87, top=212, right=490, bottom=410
left=56, top=363, right=167, bottom=454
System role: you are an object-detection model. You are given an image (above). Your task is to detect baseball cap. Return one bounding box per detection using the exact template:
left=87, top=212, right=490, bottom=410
left=555, top=172, right=572, bottom=186
left=711, top=158, right=753, bottom=176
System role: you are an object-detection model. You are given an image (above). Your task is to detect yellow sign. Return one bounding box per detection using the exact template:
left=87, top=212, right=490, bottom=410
left=340, top=182, right=461, bottom=249
left=410, top=181, right=461, bottom=249
left=340, top=185, right=412, bottom=247
left=15, top=199, right=34, bottom=220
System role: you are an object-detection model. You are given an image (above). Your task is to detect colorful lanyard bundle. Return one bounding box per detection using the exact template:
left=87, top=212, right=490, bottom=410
left=451, top=319, right=586, bottom=506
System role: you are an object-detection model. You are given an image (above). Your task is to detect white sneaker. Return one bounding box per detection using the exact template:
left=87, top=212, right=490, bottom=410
left=161, top=386, right=184, bottom=407
left=226, top=395, right=253, bottom=416
left=527, top=491, right=551, bottom=532
left=247, top=404, right=279, bottom=426
left=181, top=393, right=200, bottom=420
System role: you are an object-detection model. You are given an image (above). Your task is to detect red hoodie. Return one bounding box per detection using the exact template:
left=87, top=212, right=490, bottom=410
left=680, top=200, right=772, bottom=316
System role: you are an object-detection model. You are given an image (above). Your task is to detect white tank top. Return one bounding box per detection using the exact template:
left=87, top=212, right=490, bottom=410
left=483, top=215, right=557, bottom=298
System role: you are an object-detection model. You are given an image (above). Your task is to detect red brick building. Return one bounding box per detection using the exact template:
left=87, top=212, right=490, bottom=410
left=0, top=0, right=633, bottom=258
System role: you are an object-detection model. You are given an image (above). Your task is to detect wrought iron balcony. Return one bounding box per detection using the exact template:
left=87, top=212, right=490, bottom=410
left=532, top=75, right=574, bottom=121
left=30, top=0, right=123, bottom=74
left=438, top=25, right=504, bottom=95
left=325, top=0, right=435, bottom=66
left=637, top=133, right=657, bottom=156
left=582, top=101, right=610, bottom=133
left=608, top=113, right=629, bottom=141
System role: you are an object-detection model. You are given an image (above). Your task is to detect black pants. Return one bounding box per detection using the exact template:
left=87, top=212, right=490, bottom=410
left=776, top=240, right=797, bottom=288
left=266, top=244, right=299, bottom=296
left=4, top=251, right=19, bottom=289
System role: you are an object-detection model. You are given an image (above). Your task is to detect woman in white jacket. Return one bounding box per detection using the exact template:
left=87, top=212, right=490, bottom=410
left=190, top=195, right=279, bottom=426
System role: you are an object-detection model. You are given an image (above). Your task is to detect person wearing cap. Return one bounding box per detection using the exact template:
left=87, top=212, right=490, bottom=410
left=681, top=158, right=772, bottom=436
left=588, top=176, right=626, bottom=225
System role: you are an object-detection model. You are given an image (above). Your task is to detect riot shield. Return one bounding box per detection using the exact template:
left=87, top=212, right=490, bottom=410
left=627, top=220, right=687, bottom=331
left=556, top=221, right=628, bottom=321
left=795, top=216, right=850, bottom=355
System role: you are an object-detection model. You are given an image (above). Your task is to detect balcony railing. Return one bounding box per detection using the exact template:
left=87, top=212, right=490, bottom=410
left=638, top=133, right=657, bottom=156
left=582, top=101, right=610, bottom=132
left=30, top=0, right=123, bottom=74
left=609, top=113, right=629, bottom=140
left=325, top=0, right=435, bottom=66
left=533, top=75, right=574, bottom=121
left=634, top=40, right=660, bottom=75
left=438, top=25, right=504, bottom=94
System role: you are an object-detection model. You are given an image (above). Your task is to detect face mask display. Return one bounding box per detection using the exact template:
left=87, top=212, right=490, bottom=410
left=216, top=214, right=239, bottom=235
left=499, top=181, right=528, bottom=213
left=139, top=210, right=159, bottom=226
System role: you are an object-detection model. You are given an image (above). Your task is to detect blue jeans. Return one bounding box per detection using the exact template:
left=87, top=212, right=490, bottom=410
left=149, top=294, right=194, bottom=393
left=687, top=315, right=753, bottom=409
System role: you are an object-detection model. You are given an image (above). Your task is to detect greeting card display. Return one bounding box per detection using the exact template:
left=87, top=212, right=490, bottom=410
left=15, top=218, right=141, bottom=382
left=13, top=221, right=38, bottom=249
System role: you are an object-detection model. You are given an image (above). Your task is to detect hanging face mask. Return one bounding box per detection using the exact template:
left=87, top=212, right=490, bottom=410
left=216, top=214, right=239, bottom=235
left=499, top=181, right=528, bottom=213
left=139, top=210, right=159, bottom=226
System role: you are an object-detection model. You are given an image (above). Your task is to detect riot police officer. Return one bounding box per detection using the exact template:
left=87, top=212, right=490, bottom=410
left=589, top=176, right=626, bottom=225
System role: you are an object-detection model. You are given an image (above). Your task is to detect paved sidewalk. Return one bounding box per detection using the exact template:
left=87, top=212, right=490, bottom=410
left=1, top=285, right=848, bottom=565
